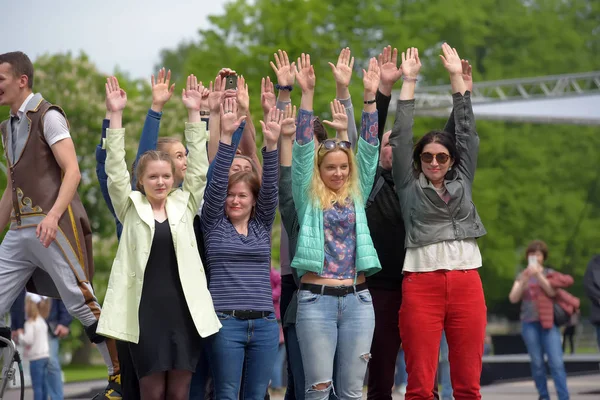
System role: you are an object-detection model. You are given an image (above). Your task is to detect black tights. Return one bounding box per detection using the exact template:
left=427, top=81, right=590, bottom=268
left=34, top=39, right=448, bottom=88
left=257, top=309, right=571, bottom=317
left=139, top=370, right=192, bottom=400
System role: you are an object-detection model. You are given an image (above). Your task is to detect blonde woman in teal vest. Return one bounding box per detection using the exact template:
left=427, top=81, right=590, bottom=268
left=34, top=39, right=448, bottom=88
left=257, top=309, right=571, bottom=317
left=290, top=53, right=382, bottom=400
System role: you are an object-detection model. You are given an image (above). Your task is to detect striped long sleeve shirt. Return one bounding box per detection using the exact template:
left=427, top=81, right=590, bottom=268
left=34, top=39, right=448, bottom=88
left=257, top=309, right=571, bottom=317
left=200, top=141, right=279, bottom=312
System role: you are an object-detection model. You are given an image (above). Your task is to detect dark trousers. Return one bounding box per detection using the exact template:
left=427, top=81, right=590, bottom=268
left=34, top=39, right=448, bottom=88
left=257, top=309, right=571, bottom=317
left=280, top=274, right=298, bottom=400
left=117, top=339, right=140, bottom=400
left=562, top=325, right=576, bottom=354
left=367, top=287, right=403, bottom=400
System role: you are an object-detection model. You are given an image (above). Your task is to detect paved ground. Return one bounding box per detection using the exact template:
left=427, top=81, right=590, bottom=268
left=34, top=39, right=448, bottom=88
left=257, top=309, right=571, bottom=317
left=3, top=373, right=599, bottom=399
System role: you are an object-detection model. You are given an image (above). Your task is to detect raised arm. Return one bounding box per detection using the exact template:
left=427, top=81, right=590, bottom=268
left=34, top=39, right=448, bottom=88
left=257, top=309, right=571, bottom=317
left=329, top=47, right=358, bottom=146
left=207, top=75, right=226, bottom=163
left=322, top=100, right=349, bottom=141
left=181, top=74, right=210, bottom=211
left=356, top=57, right=381, bottom=197
left=255, top=107, right=281, bottom=228
left=442, top=60, right=473, bottom=134
left=377, top=45, right=403, bottom=141
left=270, top=49, right=295, bottom=107
left=201, top=98, right=246, bottom=230
left=236, top=75, right=262, bottom=177
left=104, top=76, right=133, bottom=223
left=440, top=48, right=478, bottom=182
left=278, top=104, right=298, bottom=236
left=390, top=47, right=421, bottom=190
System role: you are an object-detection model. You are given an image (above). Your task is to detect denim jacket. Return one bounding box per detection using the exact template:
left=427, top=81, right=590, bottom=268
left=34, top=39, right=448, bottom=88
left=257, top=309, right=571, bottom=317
left=390, top=92, right=486, bottom=248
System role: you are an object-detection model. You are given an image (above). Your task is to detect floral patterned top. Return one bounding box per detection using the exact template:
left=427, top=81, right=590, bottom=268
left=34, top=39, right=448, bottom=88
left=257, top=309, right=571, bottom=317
left=321, top=198, right=357, bottom=279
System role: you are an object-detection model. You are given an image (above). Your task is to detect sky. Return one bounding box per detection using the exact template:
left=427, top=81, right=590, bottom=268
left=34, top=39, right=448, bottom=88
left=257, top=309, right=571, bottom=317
left=1, top=0, right=228, bottom=79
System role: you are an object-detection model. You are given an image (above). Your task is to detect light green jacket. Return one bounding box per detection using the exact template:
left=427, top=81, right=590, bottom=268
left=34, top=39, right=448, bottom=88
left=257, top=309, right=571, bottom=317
left=291, top=137, right=382, bottom=277
left=97, top=122, right=221, bottom=343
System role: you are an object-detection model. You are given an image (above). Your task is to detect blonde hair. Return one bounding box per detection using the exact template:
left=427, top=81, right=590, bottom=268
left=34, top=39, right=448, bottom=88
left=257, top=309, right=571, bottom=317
left=25, top=296, right=50, bottom=321
left=310, top=142, right=361, bottom=209
left=157, top=137, right=182, bottom=153
left=135, top=150, right=176, bottom=193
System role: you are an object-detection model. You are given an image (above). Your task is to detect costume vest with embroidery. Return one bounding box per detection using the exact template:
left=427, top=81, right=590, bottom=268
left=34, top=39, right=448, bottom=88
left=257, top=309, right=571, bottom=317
left=0, top=94, right=94, bottom=297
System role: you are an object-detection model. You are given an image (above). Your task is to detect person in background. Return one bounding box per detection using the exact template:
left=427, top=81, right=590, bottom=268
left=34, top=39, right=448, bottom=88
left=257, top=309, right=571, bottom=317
left=19, top=293, right=50, bottom=400
left=562, top=310, right=578, bottom=354
left=508, top=240, right=576, bottom=400
left=393, top=348, right=407, bottom=395
left=583, top=255, right=600, bottom=351
left=438, top=332, right=452, bottom=400
left=11, top=289, right=72, bottom=399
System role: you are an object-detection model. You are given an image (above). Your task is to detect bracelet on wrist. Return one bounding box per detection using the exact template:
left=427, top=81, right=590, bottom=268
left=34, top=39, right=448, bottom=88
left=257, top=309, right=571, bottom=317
left=199, top=110, right=210, bottom=116
left=363, top=99, right=376, bottom=105
left=402, top=76, right=419, bottom=82
left=275, top=84, right=293, bottom=92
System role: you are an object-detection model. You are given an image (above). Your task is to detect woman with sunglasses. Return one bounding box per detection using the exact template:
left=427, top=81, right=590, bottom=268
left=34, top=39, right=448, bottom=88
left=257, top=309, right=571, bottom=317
left=291, top=53, right=382, bottom=400
left=389, top=44, right=487, bottom=400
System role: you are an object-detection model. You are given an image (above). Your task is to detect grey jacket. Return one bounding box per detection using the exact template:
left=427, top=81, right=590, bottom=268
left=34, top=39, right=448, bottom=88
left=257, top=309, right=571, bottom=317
left=390, top=92, right=486, bottom=248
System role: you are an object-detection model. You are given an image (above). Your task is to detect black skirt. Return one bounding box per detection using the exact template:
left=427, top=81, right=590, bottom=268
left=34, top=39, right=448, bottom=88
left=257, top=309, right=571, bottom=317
left=129, top=219, right=202, bottom=378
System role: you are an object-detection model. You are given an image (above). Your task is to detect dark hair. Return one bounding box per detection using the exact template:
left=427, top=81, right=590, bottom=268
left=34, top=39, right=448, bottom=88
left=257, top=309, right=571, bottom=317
left=228, top=171, right=260, bottom=217
left=412, top=130, right=460, bottom=176
left=0, top=52, right=34, bottom=89
left=313, top=117, right=328, bottom=143
left=135, top=150, right=176, bottom=193
left=525, top=240, right=548, bottom=262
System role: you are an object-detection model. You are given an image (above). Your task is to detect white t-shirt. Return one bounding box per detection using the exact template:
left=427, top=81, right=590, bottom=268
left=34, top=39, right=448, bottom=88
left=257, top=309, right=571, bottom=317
left=12, top=93, right=71, bottom=147
left=18, top=317, right=50, bottom=361
left=403, top=238, right=483, bottom=272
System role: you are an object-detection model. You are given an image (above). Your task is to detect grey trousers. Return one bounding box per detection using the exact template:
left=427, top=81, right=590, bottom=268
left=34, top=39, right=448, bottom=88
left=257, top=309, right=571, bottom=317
left=0, top=227, right=116, bottom=374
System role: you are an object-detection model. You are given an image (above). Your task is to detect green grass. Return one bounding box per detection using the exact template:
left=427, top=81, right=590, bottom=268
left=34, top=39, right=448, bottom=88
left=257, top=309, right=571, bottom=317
left=63, top=364, right=107, bottom=383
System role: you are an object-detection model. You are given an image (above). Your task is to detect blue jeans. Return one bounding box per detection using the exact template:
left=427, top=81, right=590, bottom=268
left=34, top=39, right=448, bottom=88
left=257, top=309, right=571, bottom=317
left=46, top=335, right=64, bottom=400
left=207, top=312, right=279, bottom=400
left=295, top=289, right=375, bottom=400
left=29, top=358, right=49, bottom=400
left=394, top=349, right=407, bottom=387
left=521, top=321, right=570, bottom=400
left=271, top=343, right=287, bottom=388
left=439, top=331, right=453, bottom=399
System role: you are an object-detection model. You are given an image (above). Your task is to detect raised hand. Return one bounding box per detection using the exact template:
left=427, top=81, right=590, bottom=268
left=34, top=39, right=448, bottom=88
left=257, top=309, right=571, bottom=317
left=322, top=99, right=349, bottom=132
left=363, top=57, right=381, bottom=96
left=208, top=75, right=226, bottom=113
left=294, top=53, right=316, bottom=93
left=200, top=84, right=210, bottom=112
left=261, top=77, right=276, bottom=116
left=236, top=75, right=250, bottom=115
left=329, top=47, right=354, bottom=88
left=220, top=97, right=246, bottom=137
left=378, top=45, right=402, bottom=94
left=462, top=59, right=473, bottom=93
left=182, top=74, right=204, bottom=111
left=440, top=43, right=462, bottom=76
left=260, top=106, right=283, bottom=149
left=400, top=47, right=422, bottom=79
left=280, top=103, right=297, bottom=138
left=270, top=49, right=295, bottom=87
left=105, top=76, right=127, bottom=113
left=218, top=67, right=237, bottom=79
left=151, top=68, right=175, bottom=111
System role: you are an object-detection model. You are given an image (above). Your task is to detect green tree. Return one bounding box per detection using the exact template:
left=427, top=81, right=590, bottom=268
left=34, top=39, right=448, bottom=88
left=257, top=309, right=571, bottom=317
left=158, top=0, right=600, bottom=316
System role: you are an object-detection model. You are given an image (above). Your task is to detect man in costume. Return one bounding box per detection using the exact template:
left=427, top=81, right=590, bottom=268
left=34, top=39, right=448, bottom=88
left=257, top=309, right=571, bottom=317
left=0, top=51, right=121, bottom=400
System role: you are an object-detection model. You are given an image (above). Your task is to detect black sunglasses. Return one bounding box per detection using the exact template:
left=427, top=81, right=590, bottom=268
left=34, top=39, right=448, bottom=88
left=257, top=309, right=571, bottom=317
left=420, top=152, right=450, bottom=164
left=320, top=139, right=352, bottom=151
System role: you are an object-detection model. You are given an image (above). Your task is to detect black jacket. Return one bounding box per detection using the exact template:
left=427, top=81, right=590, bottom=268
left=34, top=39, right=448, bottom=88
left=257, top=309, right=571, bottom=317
left=584, top=255, right=600, bottom=325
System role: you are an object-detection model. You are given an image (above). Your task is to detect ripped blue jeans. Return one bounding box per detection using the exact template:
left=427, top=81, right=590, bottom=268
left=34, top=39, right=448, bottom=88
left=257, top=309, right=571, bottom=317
left=295, top=288, right=375, bottom=400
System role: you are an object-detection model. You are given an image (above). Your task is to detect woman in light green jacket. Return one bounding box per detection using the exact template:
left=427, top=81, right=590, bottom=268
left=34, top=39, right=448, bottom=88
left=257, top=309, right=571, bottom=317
left=97, top=76, right=220, bottom=400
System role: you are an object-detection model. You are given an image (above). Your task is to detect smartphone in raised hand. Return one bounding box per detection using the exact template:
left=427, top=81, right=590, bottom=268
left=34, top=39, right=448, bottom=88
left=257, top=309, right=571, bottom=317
left=225, top=75, right=238, bottom=90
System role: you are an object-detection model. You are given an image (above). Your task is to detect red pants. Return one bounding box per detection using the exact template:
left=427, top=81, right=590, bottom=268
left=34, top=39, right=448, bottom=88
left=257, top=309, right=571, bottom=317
left=399, top=269, right=487, bottom=400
